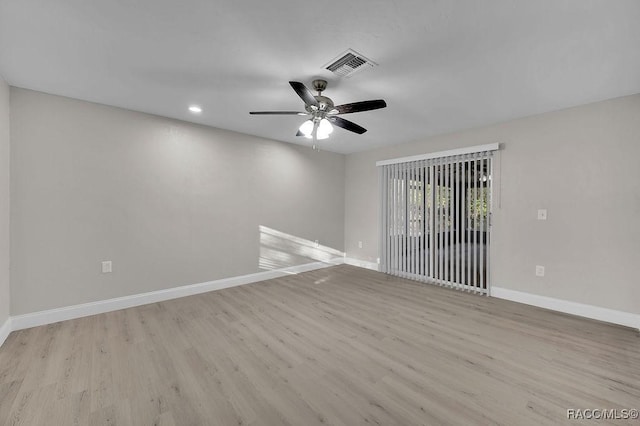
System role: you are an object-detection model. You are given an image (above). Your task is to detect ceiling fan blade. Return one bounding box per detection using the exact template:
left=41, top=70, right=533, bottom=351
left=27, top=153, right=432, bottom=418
left=289, top=81, right=318, bottom=107
left=250, top=111, right=308, bottom=115
left=328, top=116, right=367, bottom=134
left=335, top=99, right=387, bottom=114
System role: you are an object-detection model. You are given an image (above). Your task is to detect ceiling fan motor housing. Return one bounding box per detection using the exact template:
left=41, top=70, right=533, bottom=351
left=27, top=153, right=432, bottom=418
left=306, top=95, right=336, bottom=118
left=306, top=80, right=337, bottom=119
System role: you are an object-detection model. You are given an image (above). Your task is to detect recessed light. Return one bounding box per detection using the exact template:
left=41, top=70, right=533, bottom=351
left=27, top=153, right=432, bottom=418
left=188, top=105, right=202, bottom=113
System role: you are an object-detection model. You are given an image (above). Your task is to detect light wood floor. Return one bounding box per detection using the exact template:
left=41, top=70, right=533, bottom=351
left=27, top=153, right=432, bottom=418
left=0, top=265, right=638, bottom=425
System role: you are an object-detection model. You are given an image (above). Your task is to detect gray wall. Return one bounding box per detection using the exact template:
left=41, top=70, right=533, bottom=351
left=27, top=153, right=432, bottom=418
left=8, top=87, right=640, bottom=317
left=10, top=88, right=345, bottom=315
left=345, top=94, right=640, bottom=315
left=0, top=77, right=9, bottom=324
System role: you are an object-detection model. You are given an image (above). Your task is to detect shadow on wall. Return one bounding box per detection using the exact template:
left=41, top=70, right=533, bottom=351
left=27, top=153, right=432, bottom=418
left=259, top=225, right=343, bottom=271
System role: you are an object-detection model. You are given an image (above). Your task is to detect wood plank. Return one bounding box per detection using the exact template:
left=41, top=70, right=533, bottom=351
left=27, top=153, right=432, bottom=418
left=0, top=265, right=638, bottom=425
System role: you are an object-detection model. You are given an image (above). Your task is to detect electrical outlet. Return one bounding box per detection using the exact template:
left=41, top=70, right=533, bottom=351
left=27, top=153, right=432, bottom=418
left=358, top=241, right=363, bottom=249
left=535, top=265, right=545, bottom=277
left=102, top=261, right=112, bottom=273
left=537, top=209, right=548, bottom=220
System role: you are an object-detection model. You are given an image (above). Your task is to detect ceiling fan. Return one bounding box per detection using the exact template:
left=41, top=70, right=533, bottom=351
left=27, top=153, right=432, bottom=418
left=250, top=79, right=386, bottom=142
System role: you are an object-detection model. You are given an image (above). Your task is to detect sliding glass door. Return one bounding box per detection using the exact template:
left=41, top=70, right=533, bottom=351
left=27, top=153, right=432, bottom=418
left=379, top=148, right=494, bottom=294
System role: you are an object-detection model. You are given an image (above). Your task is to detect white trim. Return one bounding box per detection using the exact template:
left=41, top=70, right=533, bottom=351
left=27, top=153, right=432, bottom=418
left=344, top=257, right=379, bottom=272
left=5, top=262, right=636, bottom=349
left=8, top=258, right=345, bottom=334
left=0, top=317, right=11, bottom=348
left=376, top=143, right=500, bottom=167
left=491, top=287, right=640, bottom=330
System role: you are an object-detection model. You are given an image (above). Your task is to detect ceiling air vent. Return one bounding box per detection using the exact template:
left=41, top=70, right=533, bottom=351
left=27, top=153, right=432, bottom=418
left=324, top=49, right=377, bottom=78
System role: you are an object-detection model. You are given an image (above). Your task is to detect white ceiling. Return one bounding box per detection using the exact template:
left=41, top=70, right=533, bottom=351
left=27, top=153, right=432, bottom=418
left=1, top=0, right=639, bottom=154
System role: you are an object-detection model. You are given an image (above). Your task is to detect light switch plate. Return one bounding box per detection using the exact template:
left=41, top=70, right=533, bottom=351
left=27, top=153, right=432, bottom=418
left=535, top=265, right=545, bottom=277
left=102, top=261, right=112, bottom=273
left=537, top=209, right=548, bottom=220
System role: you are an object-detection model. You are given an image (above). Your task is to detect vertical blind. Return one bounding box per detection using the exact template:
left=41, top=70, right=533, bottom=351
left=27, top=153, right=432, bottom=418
left=378, top=145, right=497, bottom=295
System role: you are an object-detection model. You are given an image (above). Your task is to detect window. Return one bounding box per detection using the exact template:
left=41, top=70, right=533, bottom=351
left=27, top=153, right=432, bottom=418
left=378, top=145, right=497, bottom=294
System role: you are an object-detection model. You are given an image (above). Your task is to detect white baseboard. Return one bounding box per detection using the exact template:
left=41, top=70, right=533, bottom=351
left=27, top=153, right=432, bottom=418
left=344, top=257, right=379, bottom=271
left=491, top=287, right=640, bottom=330
left=0, top=317, right=11, bottom=348
left=4, top=262, right=636, bottom=348
left=8, top=257, right=345, bottom=335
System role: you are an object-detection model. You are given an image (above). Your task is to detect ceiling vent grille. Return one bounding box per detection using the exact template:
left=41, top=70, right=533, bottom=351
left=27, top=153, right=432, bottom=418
left=324, top=49, right=377, bottom=78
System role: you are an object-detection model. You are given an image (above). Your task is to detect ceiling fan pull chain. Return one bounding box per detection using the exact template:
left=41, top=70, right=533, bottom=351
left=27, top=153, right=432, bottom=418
left=313, top=125, right=317, bottom=151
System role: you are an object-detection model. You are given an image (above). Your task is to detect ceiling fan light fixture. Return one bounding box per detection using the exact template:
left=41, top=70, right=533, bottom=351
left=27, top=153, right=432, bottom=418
left=299, top=119, right=314, bottom=137
left=317, top=118, right=333, bottom=139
